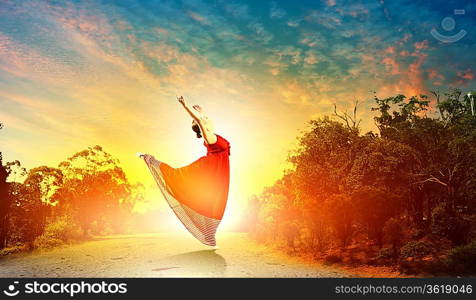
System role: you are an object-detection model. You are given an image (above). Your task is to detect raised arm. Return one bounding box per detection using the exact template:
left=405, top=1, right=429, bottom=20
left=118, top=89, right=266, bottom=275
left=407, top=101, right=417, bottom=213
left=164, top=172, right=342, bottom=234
left=178, top=96, right=217, bottom=144
left=178, top=96, right=200, bottom=121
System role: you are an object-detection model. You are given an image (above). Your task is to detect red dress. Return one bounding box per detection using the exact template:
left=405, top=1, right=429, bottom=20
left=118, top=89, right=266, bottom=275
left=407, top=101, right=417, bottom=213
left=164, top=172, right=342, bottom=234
left=142, top=135, right=230, bottom=246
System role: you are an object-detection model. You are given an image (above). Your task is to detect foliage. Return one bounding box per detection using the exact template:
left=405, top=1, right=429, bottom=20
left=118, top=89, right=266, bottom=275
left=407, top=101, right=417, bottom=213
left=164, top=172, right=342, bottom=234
left=33, top=216, right=83, bottom=249
left=32, top=236, right=64, bottom=249
left=446, top=240, right=476, bottom=275
left=0, top=138, right=141, bottom=253
left=383, top=218, right=404, bottom=258
left=431, top=204, right=469, bottom=245
left=324, top=254, right=343, bottom=264
left=376, top=247, right=394, bottom=260
left=247, top=88, right=476, bottom=275
left=400, top=241, right=433, bottom=258
left=55, top=146, right=134, bottom=236
left=0, top=244, right=27, bottom=256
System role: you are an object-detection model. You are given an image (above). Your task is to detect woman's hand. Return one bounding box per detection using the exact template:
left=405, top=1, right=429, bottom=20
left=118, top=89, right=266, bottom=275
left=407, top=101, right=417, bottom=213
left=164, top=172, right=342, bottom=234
left=192, top=105, right=202, bottom=113
left=178, top=96, right=205, bottom=119
left=177, top=96, right=186, bottom=107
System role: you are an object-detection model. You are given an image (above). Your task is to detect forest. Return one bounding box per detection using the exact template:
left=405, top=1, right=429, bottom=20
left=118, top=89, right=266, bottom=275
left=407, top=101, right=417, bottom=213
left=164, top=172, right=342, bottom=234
left=245, top=88, right=476, bottom=275
left=0, top=140, right=146, bottom=255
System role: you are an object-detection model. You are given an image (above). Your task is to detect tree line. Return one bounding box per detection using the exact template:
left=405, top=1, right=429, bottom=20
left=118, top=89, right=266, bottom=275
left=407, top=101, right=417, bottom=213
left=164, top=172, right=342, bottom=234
left=245, top=88, right=476, bottom=275
left=0, top=136, right=143, bottom=253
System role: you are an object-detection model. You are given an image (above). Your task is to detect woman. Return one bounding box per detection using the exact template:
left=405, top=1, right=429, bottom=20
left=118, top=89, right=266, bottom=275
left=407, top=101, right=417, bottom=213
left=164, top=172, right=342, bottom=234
left=139, top=96, right=230, bottom=246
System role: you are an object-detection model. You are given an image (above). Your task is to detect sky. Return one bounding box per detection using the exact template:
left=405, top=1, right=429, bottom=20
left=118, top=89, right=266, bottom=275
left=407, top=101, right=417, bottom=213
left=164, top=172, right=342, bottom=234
left=1, top=0, right=475, bottom=229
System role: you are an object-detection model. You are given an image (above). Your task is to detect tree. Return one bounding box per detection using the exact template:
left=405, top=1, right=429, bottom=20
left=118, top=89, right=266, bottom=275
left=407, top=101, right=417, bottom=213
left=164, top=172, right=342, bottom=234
left=333, top=100, right=362, bottom=130
left=0, top=121, right=6, bottom=248
left=0, top=153, right=9, bottom=249
left=0, top=122, right=27, bottom=249
left=246, top=88, right=476, bottom=274
left=56, top=146, right=132, bottom=235
left=372, top=93, right=430, bottom=135
left=432, top=88, right=474, bottom=126
left=9, top=166, right=63, bottom=245
left=383, top=218, right=404, bottom=259
left=289, top=117, right=364, bottom=200
left=411, top=89, right=476, bottom=215
left=324, top=193, right=354, bottom=248
left=352, top=186, right=400, bottom=248
left=288, top=117, right=367, bottom=250
left=371, top=93, right=450, bottom=225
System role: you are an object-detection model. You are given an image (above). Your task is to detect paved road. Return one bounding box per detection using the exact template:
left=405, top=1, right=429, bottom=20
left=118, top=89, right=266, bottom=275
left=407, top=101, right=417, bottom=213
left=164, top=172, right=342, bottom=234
left=0, top=233, right=350, bottom=277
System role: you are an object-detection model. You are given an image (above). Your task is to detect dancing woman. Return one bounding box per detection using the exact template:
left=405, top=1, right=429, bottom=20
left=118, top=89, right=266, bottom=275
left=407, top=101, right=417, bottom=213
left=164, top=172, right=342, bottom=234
left=139, top=96, right=230, bottom=246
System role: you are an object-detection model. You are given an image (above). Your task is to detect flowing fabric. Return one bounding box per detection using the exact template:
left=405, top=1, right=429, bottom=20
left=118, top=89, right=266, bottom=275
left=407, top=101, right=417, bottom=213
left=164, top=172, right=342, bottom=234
left=142, top=135, right=230, bottom=246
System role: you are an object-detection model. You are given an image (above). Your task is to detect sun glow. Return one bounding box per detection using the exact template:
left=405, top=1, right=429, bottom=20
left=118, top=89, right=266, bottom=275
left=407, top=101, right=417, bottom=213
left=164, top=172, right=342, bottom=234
left=2, top=0, right=473, bottom=234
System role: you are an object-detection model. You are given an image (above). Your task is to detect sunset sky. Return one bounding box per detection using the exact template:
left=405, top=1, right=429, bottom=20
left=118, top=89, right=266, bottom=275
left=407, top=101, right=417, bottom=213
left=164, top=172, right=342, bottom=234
left=1, top=0, right=475, bottom=229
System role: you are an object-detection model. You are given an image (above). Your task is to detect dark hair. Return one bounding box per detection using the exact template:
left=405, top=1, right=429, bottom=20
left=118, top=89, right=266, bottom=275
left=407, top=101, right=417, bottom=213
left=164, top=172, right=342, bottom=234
left=192, top=123, right=202, bottom=138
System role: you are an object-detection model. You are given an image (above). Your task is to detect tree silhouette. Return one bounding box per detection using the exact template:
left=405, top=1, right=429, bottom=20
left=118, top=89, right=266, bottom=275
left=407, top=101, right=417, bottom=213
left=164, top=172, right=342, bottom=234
left=0, top=154, right=8, bottom=249
left=0, top=121, right=8, bottom=248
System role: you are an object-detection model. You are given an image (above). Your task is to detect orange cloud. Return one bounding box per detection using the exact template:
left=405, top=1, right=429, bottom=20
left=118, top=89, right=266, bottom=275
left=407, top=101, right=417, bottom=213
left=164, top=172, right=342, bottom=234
left=414, top=40, right=429, bottom=51
left=427, top=68, right=445, bottom=86
left=187, top=11, right=210, bottom=25
left=427, top=69, right=444, bottom=80
left=377, top=52, right=428, bottom=98
left=454, top=69, right=475, bottom=85
left=385, top=46, right=396, bottom=54
left=382, top=57, right=400, bottom=75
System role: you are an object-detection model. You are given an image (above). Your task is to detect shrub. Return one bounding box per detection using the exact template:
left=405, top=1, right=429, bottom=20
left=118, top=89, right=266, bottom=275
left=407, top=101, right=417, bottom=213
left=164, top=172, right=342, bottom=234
left=324, top=254, right=342, bottom=264
left=33, top=216, right=83, bottom=249
left=376, top=247, right=394, bottom=260
left=400, top=240, right=433, bottom=258
left=383, top=218, right=404, bottom=258
left=33, top=236, right=63, bottom=249
left=446, top=240, right=476, bottom=275
left=431, top=204, right=469, bottom=245
left=0, top=245, right=27, bottom=256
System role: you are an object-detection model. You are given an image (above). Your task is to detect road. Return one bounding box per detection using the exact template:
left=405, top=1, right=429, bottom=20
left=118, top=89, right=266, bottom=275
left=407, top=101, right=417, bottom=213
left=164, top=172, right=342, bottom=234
left=0, top=233, right=350, bottom=277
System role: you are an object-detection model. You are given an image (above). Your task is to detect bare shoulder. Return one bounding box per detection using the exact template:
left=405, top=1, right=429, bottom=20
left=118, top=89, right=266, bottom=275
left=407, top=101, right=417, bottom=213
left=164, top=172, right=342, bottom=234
left=200, top=117, right=215, bottom=133
left=207, top=133, right=218, bottom=145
